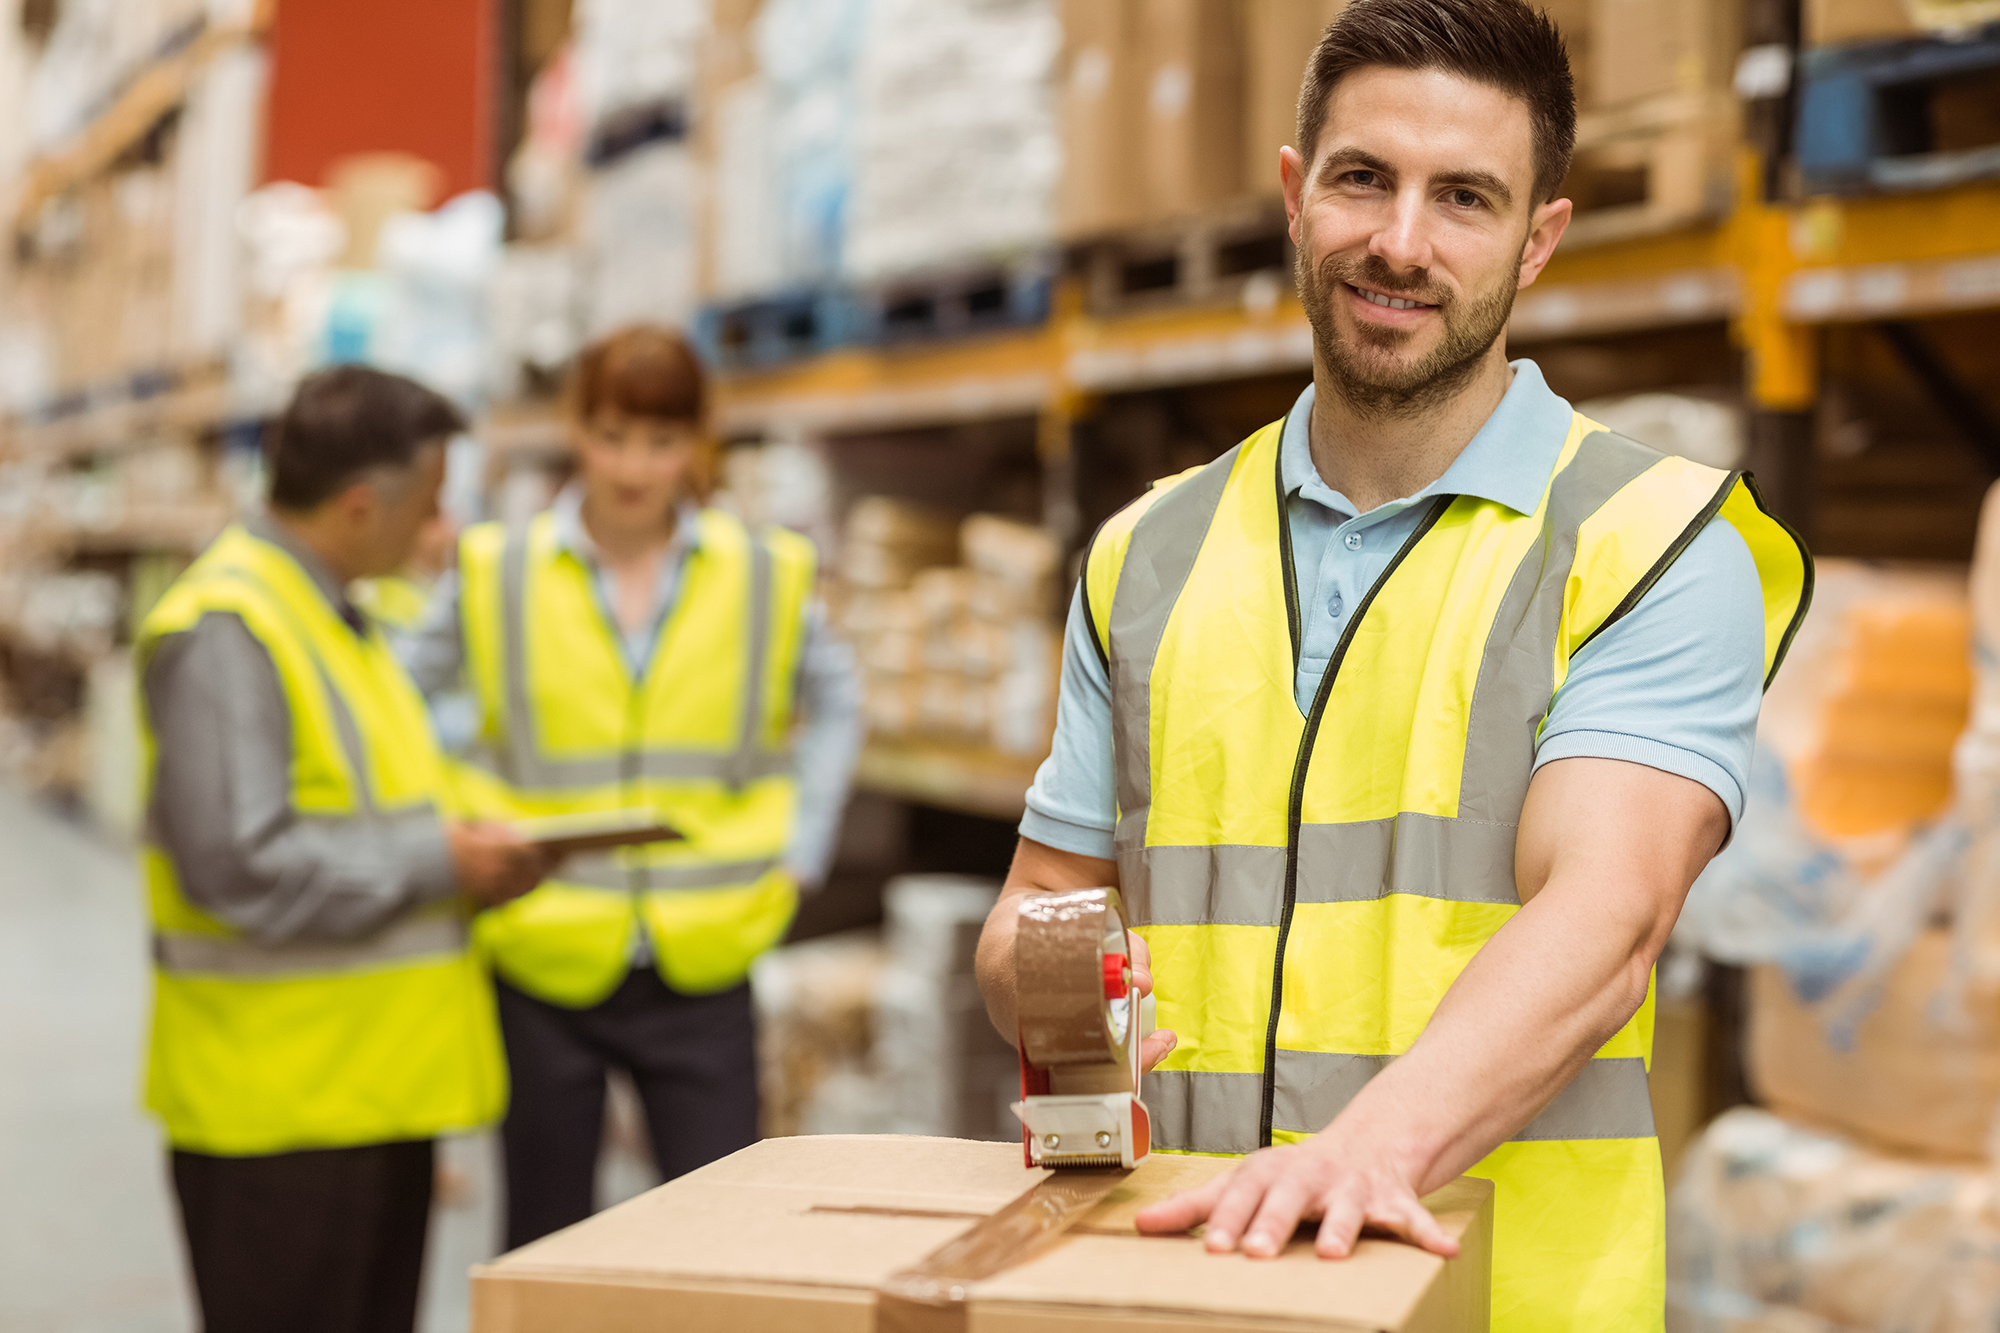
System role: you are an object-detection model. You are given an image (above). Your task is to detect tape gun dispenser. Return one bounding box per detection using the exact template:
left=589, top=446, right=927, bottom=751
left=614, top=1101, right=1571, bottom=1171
left=1011, top=887, right=1153, bottom=1169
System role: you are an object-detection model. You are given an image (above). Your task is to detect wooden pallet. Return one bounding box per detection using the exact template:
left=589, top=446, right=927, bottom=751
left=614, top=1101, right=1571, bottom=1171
left=1559, top=91, right=1742, bottom=249
left=1074, top=197, right=1294, bottom=318
left=855, top=256, right=1054, bottom=347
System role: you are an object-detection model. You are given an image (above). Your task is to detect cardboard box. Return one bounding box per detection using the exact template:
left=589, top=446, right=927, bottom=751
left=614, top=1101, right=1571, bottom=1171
left=1803, top=0, right=1923, bottom=46
left=1141, top=0, right=1248, bottom=221
left=1590, top=0, right=1740, bottom=108
left=1242, top=0, right=1348, bottom=192
left=1748, top=928, right=2000, bottom=1161
left=1057, top=0, right=1148, bottom=238
left=473, top=1135, right=1493, bottom=1332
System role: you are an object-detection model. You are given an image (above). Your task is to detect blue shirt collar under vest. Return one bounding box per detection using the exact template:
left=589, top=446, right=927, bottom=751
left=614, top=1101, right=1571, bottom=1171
left=1279, top=358, right=1574, bottom=519
left=548, top=481, right=706, bottom=567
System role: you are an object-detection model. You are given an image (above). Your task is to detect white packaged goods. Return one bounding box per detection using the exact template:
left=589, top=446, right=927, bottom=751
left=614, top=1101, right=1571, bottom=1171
left=371, top=191, right=505, bottom=408
left=875, top=876, right=1017, bottom=1139
left=755, top=0, right=869, bottom=285
left=578, top=143, right=701, bottom=336
left=844, top=0, right=1061, bottom=280
left=1576, top=391, right=1748, bottom=470
left=171, top=46, right=265, bottom=366
left=571, top=0, right=709, bottom=130
left=1669, top=1108, right=2000, bottom=1333
left=488, top=245, right=583, bottom=403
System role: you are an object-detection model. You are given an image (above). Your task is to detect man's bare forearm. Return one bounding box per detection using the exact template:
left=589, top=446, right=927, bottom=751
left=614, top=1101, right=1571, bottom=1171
left=1317, top=757, right=1725, bottom=1194
left=975, top=837, right=1120, bottom=1044
left=1315, top=868, right=1663, bottom=1196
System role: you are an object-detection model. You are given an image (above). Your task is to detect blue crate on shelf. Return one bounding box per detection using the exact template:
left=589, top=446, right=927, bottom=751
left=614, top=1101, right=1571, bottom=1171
left=1795, top=22, right=2000, bottom=195
left=692, top=288, right=866, bottom=371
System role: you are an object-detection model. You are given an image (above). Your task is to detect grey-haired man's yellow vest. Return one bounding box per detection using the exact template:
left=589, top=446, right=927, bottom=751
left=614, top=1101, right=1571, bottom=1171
left=137, top=525, right=505, bottom=1156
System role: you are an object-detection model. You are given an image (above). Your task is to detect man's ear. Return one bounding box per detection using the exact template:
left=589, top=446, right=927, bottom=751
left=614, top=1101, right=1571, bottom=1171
left=1517, top=196, right=1573, bottom=289
left=1281, top=145, right=1310, bottom=248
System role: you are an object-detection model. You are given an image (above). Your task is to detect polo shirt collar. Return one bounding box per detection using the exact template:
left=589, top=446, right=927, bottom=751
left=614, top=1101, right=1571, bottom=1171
left=548, top=481, right=705, bottom=566
left=1280, top=358, right=1573, bottom=518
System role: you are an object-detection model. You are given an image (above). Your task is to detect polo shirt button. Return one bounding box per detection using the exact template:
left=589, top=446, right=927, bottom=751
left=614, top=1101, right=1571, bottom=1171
left=1327, top=591, right=1345, bottom=619
left=1344, top=532, right=1362, bottom=550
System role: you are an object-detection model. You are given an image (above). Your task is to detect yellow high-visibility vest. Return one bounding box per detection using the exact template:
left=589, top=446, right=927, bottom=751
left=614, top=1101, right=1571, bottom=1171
left=456, top=507, right=814, bottom=1006
left=1085, top=413, right=1810, bottom=1332
left=136, top=525, right=506, bottom=1156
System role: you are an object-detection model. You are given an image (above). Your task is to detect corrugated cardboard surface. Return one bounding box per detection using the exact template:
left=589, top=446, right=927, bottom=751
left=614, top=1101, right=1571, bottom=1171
left=472, top=1135, right=1491, bottom=1333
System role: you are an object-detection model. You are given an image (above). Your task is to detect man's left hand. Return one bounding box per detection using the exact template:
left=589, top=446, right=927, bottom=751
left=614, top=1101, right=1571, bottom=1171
left=1133, top=1137, right=1459, bottom=1260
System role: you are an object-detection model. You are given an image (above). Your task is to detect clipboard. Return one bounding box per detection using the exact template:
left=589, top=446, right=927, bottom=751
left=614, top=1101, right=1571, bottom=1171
left=511, top=809, right=686, bottom=857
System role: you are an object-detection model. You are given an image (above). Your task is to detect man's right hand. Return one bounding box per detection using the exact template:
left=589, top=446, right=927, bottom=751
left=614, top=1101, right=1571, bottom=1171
left=446, top=820, right=556, bottom=907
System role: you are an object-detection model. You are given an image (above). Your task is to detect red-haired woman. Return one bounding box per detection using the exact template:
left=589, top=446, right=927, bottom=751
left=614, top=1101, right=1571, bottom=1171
left=404, top=325, right=861, bottom=1247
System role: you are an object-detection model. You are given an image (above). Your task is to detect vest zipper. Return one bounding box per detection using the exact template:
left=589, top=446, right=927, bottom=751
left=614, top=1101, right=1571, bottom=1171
left=1259, top=494, right=1453, bottom=1148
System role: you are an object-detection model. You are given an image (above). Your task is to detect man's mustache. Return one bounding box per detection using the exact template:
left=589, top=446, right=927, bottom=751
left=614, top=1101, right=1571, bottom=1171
left=1314, top=254, right=1452, bottom=308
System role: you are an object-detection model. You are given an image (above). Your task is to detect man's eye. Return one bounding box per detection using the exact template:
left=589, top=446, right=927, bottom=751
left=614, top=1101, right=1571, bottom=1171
left=1451, top=189, right=1481, bottom=207
left=1351, top=170, right=1378, bottom=187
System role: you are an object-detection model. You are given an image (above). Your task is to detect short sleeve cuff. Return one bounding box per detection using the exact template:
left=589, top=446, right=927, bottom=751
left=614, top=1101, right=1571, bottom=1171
left=1533, top=728, right=1745, bottom=828
left=1018, top=807, right=1116, bottom=860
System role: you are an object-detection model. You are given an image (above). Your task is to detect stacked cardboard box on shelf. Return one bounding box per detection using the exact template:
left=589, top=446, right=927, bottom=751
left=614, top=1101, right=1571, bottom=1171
left=838, top=497, right=1061, bottom=758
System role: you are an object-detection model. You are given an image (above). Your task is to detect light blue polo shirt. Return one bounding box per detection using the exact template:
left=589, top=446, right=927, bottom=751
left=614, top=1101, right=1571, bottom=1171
left=1021, top=361, right=1766, bottom=858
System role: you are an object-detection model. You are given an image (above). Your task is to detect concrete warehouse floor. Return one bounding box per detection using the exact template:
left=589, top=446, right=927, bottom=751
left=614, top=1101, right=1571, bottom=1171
left=0, top=785, right=674, bottom=1332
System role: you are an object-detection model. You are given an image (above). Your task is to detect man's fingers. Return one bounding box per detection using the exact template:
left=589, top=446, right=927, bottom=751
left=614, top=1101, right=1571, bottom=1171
left=1379, top=1197, right=1459, bottom=1258
left=1134, top=1169, right=1229, bottom=1234
left=1315, top=1181, right=1368, bottom=1259
left=1201, top=1162, right=1277, bottom=1253
left=1239, top=1173, right=1313, bottom=1258
left=1139, top=1028, right=1178, bottom=1072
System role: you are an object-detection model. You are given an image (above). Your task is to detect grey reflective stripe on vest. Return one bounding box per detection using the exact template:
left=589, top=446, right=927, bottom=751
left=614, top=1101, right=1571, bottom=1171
left=1457, top=430, right=1667, bottom=824
left=1105, top=445, right=1241, bottom=884
left=154, top=909, right=467, bottom=978
left=1130, top=814, right=1522, bottom=926
left=495, top=524, right=789, bottom=791
left=1149, top=1055, right=1655, bottom=1153
left=557, top=854, right=780, bottom=893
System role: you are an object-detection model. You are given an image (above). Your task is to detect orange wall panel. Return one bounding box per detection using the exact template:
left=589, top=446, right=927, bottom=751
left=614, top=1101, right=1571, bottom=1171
left=263, top=0, right=498, bottom=196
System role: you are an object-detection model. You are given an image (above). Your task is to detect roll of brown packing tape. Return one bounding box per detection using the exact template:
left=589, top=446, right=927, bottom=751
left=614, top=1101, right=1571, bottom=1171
left=1016, top=888, right=1131, bottom=1072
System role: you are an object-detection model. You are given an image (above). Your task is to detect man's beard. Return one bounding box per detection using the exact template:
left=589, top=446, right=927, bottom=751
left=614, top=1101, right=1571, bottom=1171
left=1297, top=240, right=1520, bottom=420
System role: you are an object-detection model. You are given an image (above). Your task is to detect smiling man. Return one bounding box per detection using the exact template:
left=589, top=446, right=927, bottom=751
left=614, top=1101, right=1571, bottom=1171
left=973, top=1, right=1811, bottom=1328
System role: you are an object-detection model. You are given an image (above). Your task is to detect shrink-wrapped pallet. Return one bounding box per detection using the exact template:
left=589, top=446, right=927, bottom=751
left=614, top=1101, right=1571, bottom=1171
left=1668, top=1107, right=2000, bottom=1333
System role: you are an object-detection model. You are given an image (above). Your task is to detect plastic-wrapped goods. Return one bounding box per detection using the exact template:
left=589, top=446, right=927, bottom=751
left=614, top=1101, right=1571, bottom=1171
left=843, top=0, right=1061, bottom=281
left=1749, top=928, right=2000, bottom=1161
left=1680, top=559, right=1973, bottom=1034
left=751, top=931, right=892, bottom=1137
left=961, top=513, right=1060, bottom=619
left=755, top=0, right=870, bottom=286
left=1577, top=392, right=1747, bottom=470
left=1668, top=1107, right=2000, bottom=1333
left=371, top=191, right=505, bottom=408
left=578, top=143, right=701, bottom=336
left=570, top=0, right=708, bottom=133
left=874, top=876, right=1018, bottom=1139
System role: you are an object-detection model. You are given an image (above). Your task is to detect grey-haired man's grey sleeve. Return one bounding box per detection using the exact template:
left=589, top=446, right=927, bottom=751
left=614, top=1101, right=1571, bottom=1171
left=144, top=612, right=459, bottom=945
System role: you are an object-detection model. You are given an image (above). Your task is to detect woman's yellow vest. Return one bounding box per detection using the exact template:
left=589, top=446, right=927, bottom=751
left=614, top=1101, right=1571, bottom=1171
left=456, top=507, right=813, bottom=1007
left=136, top=526, right=506, bottom=1156
left=1085, top=413, right=1810, bottom=1333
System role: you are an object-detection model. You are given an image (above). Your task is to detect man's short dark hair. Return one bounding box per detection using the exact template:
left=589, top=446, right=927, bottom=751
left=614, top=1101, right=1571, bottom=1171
left=1297, top=0, right=1578, bottom=208
left=266, top=365, right=466, bottom=510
